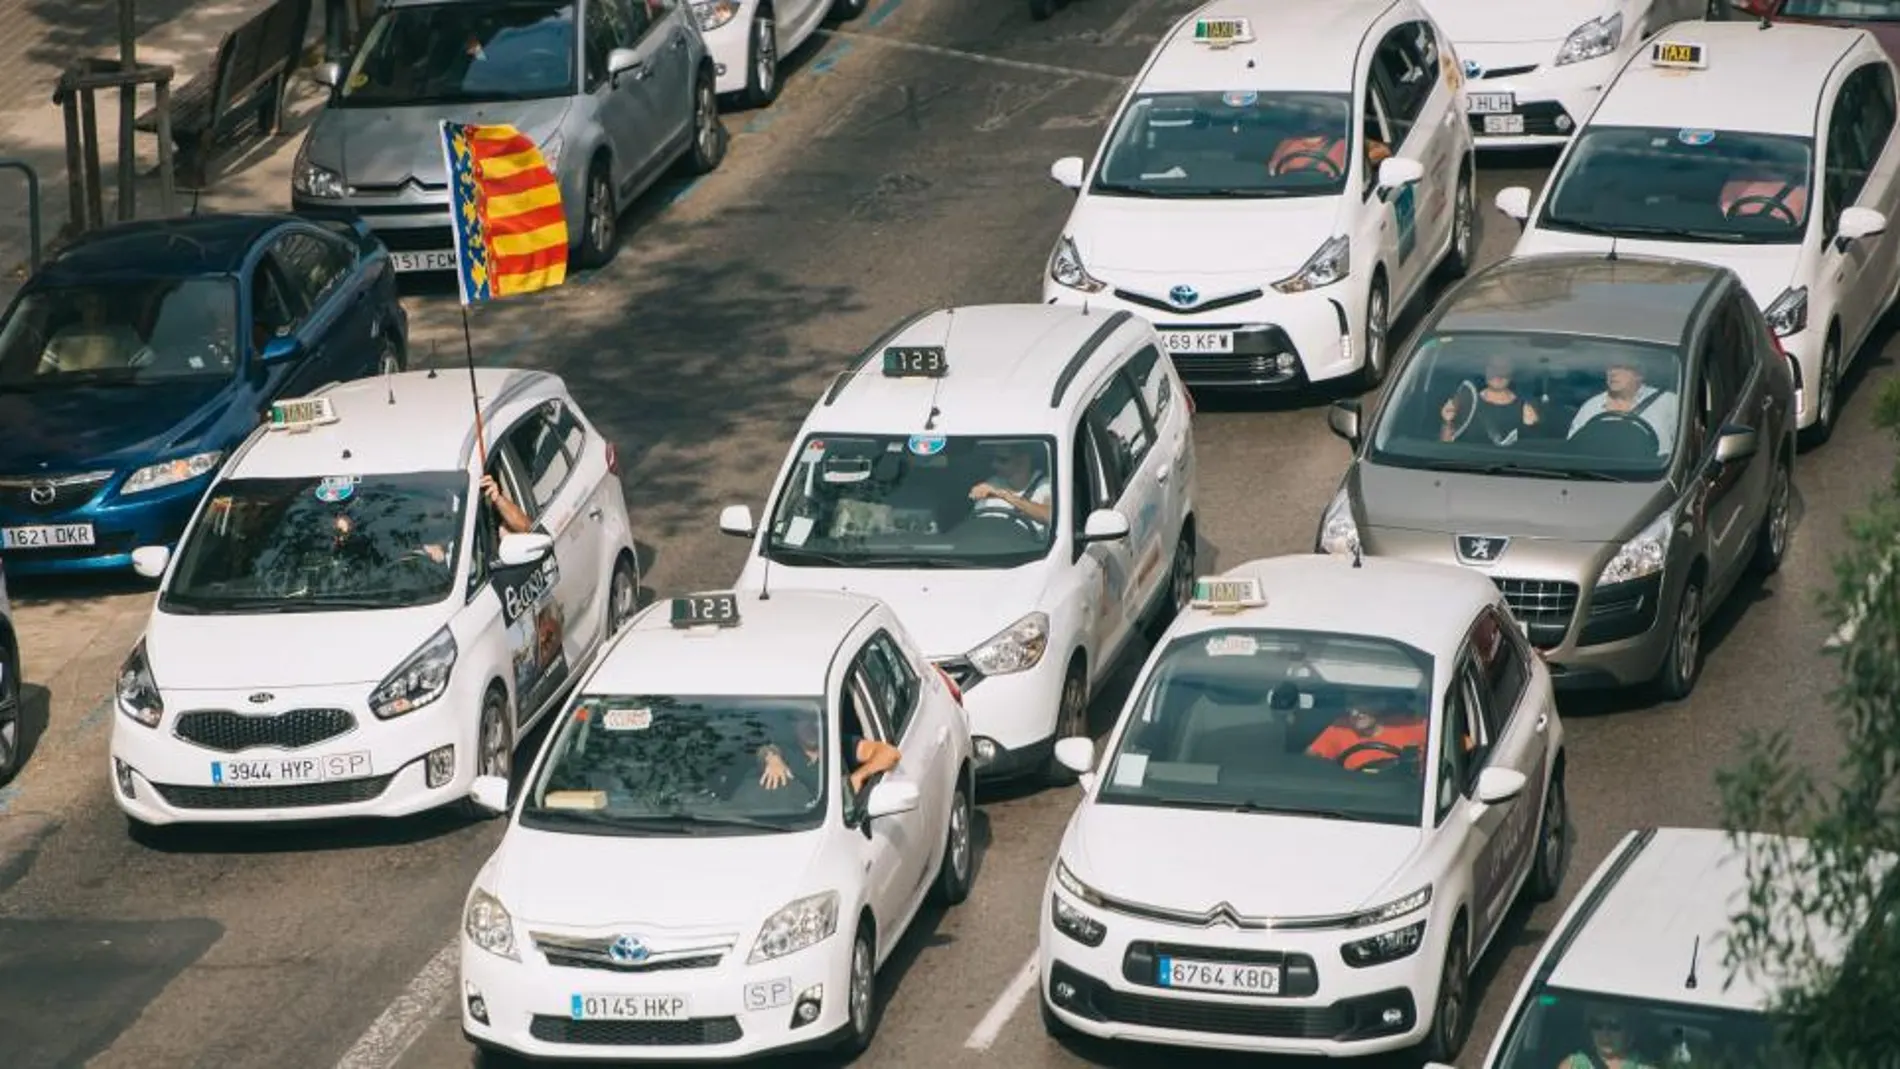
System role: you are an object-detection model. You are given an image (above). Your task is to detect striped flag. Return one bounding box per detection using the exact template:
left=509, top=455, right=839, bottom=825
left=439, top=121, right=569, bottom=305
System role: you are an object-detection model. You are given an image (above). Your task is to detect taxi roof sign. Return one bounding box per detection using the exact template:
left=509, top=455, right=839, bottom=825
left=671, top=592, right=741, bottom=629
left=883, top=345, right=948, bottom=378
left=1191, top=16, right=1253, bottom=47
left=1190, top=575, right=1266, bottom=613
left=267, top=396, right=338, bottom=432
left=1649, top=41, right=1706, bottom=70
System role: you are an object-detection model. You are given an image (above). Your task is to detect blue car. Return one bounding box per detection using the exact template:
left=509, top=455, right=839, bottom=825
left=0, top=213, right=409, bottom=577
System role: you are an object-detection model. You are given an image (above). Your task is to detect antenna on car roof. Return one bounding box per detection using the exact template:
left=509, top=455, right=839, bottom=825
left=1350, top=539, right=1364, bottom=568
left=426, top=340, right=439, bottom=379
left=758, top=539, right=774, bottom=601
left=188, top=187, right=201, bottom=216
left=1759, top=8, right=1774, bottom=29
left=1606, top=236, right=1619, bottom=263
left=1684, top=935, right=1701, bottom=990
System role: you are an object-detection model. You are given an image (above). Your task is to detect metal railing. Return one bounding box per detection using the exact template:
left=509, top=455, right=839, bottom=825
left=0, top=159, right=41, bottom=272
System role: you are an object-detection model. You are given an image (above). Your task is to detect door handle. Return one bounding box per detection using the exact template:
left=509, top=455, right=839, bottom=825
left=672, top=31, right=687, bottom=50
left=588, top=506, right=604, bottom=521
left=1155, top=466, right=1171, bottom=485
left=1535, top=712, right=1548, bottom=733
left=1760, top=394, right=1774, bottom=411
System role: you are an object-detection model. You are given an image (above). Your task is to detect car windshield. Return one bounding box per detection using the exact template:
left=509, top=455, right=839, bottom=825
left=763, top=433, right=1058, bottom=568
left=161, top=472, right=468, bottom=613
left=1094, top=91, right=1355, bottom=198
left=1369, top=331, right=1685, bottom=481
left=1541, top=125, right=1815, bottom=244
left=1494, top=987, right=1795, bottom=1068
left=338, top=0, right=577, bottom=107
left=1096, top=628, right=1436, bottom=827
left=519, top=695, right=828, bottom=835
left=0, top=277, right=239, bottom=389
left=1785, top=0, right=1900, bottom=16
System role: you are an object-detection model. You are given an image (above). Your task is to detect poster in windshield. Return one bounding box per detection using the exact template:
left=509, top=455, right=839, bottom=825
left=497, top=553, right=567, bottom=723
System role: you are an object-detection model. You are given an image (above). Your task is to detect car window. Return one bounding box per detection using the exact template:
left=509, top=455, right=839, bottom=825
left=0, top=278, right=241, bottom=382
left=1126, top=345, right=1174, bottom=425
left=1859, top=62, right=1898, bottom=164
left=1472, top=608, right=1528, bottom=738
left=1697, top=299, right=1749, bottom=441
left=1361, top=82, right=1394, bottom=196
left=504, top=401, right=578, bottom=511
left=1372, top=23, right=1434, bottom=136
left=1093, top=90, right=1355, bottom=199
left=270, top=233, right=353, bottom=313
left=1436, top=670, right=1474, bottom=821
left=624, top=0, right=653, bottom=39
left=338, top=0, right=578, bottom=108
left=250, top=258, right=304, bottom=345
left=844, top=661, right=894, bottom=743
left=582, top=0, right=623, bottom=88
left=1826, top=73, right=1875, bottom=236
left=1088, top=370, right=1154, bottom=495
left=858, top=632, right=920, bottom=740
left=1543, top=125, right=1813, bottom=245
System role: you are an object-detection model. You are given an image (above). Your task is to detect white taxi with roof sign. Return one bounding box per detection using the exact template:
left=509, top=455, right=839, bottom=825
left=107, top=369, right=638, bottom=828
left=1042, top=0, right=1477, bottom=392
left=1039, top=554, right=1568, bottom=1061
left=716, top=304, right=1197, bottom=785
left=458, top=588, right=975, bottom=1062
left=1496, top=19, right=1900, bottom=443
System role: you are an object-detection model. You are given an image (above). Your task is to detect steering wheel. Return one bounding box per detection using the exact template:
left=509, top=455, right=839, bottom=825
left=1579, top=410, right=1662, bottom=455
left=1272, top=150, right=1342, bottom=179
left=1334, top=740, right=1412, bottom=772
left=970, top=508, right=1040, bottom=537
left=1724, top=193, right=1799, bottom=226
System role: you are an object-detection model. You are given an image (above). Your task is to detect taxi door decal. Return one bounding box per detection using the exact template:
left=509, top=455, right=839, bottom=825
left=495, top=551, right=570, bottom=725
left=1394, top=183, right=1419, bottom=264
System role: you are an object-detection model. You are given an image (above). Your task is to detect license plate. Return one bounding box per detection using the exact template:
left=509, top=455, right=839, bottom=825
left=1158, top=331, right=1235, bottom=355
left=390, top=250, right=458, bottom=272
left=1483, top=114, right=1526, bottom=135
left=1, top=524, right=95, bottom=549
left=1467, top=92, right=1514, bottom=115
left=1157, top=956, right=1283, bottom=995
left=570, top=993, right=691, bottom=1020
left=209, top=751, right=372, bottom=786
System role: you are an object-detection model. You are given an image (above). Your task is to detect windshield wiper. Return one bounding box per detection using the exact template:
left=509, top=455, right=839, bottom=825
left=527, top=810, right=698, bottom=834
left=1426, top=459, right=1629, bottom=483
left=765, top=546, right=860, bottom=567
left=849, top=555, right=986, bottom=569
left=1140, top=796, right=1383, bottom=822
left=1545, top=215, right=1748, bottom=243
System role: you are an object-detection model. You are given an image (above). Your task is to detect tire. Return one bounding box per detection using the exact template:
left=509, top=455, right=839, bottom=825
left=829, top=0, right=867, bottom=19
left=459, top=686, right=513, bottom=820
left=608, top=553, right=640, bottom=636
left=1144, top=529, right=1196, bottom=640
left=1440, top=166, right=1476, bottom=280
left=1356, top=275, right=1390, bottom=390
left=375, top=329, right=406, bottom=376
left=741, top=8, right=779, bottom=108
left=1042, top=663, right=1089, bottom=785
left=1029, top=0, right=1057, bottom=18
left=684, top=69, right=727, bottom=175
left=0, top=638, right=22, bottom=786
left=1654, top=577, right=1704, bottom=702
left=1419, top=919, right=1473, bottom=1062
left=1800, top=335, right=1840, bottom=448
left=575, top=160, right=618, bottom=270
left=929, top=773, right=974, bottom=906
left=833, top=919, right=881, bottom=1055
left=1527, top=772, right=1568, bottom=903
left=1751, top=452, right=1792, bottom=576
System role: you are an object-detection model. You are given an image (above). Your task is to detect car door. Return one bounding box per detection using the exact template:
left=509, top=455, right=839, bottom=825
left=478, top=439, right=566, bottom=727
left=543, top=396, right=620, bottom=639
left=1366, top=21, right=1449, bottom=306
left=636, top=0, right=694, bottom=156
left=1067, top=419, right=1120, bottom=669
left=501, top=401, right=606, bottom=670
left=1470, top=606, right=1550, bottom=935
left=843, top=652, right=927, bottom=937
left=1082, top=370, right=1161, bottom=669
left=1353, top=77, right=1402, bottom=325
left=1445, top=651, right=1519, bottom=948
left=246, top=245, right=322, bottom=397
left=1690, top=293, right=1762, bottom=588
left=1818, top=64, right=1887, bottom=353
left=1125, top=344, right=1193, bottom=560
left=1841, top=62, right=1900, bottom=353
left=858, top=630, right=943, bottom=905
left=583, top=0, right=652, bottom=193
left=275, top=229, right=376, bottom=377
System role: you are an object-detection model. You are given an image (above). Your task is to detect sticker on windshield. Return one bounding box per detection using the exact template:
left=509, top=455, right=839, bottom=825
left=801, top=439, right=827, bottom=464
left=544, top=790, right=607, bottom=810
left=907, top=434, right=946, bottom=456
left=603, top=707, right=653, bottom=731
left=1220, top=90, right=1258, bottom=108
left=314, top=475, right=359, bottom=503
left=1677, top=128, right=1716, bottom=146
left=783, top=515, right=814, bottom=547
left=1206, top=634, right=1258, bottom=657
left=1110, top=753, right=1148, bottom=788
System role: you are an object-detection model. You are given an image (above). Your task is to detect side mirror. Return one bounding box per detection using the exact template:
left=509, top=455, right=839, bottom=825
left=1714, top=425, right=1759, bottom=465
left=863, top=778, right=921, bottom=820
left=1054, top=736, right=1096, bottom=775
left=1494, top=186, right=1533, bottom=224
left=607, top=47, right=642, bottom=76
left=312, top=61, right=341, bottom=88
left=1327, top=399, right=1362, bottom=445
left=1837, top=206, right=1888, bottom=248
left=1473, top=766, right=1528, bottom=808
left=259, top=334, right=302, bottom=363
left=468, top=775, right=510, bottom=815
left=1049, top=156, right=1085, bottom=191
left=1078, top=508, right=1130, bottom=544
left=131, top=545, right=172, bottom=579
left=496, top=531, right=554, bottom=567
left=718, top=503, right=757, bottom=538
left=1376, top=156, right=1425, bottom=193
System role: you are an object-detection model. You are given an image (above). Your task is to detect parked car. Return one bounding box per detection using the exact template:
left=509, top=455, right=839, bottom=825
left=0, top=213, right=409, bottom=577
left=692, top=0, right=861, bottom=106
left=1736, top=0, right=1900, bottom=61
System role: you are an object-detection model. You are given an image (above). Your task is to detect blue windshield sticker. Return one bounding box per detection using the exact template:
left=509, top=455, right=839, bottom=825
left=1678, top=128, right=1716, bottom=146
left=907, top=434, right=947, bottom=456
left=1221, top=90, right=1258, bottom=107
left=314, top=475, right=359, bottom=503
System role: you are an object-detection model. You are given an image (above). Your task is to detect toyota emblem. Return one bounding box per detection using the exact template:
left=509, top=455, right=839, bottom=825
left=1463, top=58, right=1483, bottom=79
left=608, top=935, right=650, bottom=963
left=27, top=482, right=55, bottom=505
left=1168, top=284, right=1200, bottom=308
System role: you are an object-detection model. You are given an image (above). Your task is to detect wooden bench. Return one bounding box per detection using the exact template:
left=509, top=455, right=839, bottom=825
left=134, top=0, right=313, bottom=188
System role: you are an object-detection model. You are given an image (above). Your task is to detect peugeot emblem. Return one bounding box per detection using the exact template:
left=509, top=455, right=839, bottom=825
left=1168, top=284, right=1199, bottom=308
left=608, top=934, right=650, bottom=964
left=27, top=482, right=55, bottom=505
left=1463, top=58, right=1483, bottom=79
left=247, top=692, right=274, bottom=704
left=1455, top=534, right=1510, bottom=565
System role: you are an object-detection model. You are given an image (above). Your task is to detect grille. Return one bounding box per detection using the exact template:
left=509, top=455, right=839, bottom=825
left=527, top=1016, right=742, bottom=1046
left=1092, top=986, right=1349, bottom=1039
left=1473, top=63, right=1538, bottom=79
left=368, top=226, right=455, bottom=252
left=1469, top=101, right=1576, bottom=139
left=1494, top=577, right=1579, bottom=647
left=1114, top=287, right=1264, bottom=316
left=173, top=708, right=356, bottom=752
left=154, top=773, right=395, bottom=809
left=0, top=472, right=112, bottom=512
left=540, top=951, right=722, bottom=973
left=1164, top=325, right=1305, bottom=389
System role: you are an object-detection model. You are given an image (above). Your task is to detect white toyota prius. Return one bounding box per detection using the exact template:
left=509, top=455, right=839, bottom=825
left=1039, top=555, right=1569, bottom=1062
left=458, top=588, right=975, bottom=1062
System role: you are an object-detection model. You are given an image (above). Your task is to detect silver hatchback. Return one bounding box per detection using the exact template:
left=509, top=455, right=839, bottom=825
left=1316, top=253, right=1797, bottom=699
left=292, top=0, right=727, bottom=272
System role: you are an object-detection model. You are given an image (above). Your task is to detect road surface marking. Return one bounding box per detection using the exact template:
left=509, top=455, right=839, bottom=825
left=816, top=29, right=1127, bottom=84
left=965, top=954, right=1039, bottom=1050
left=334, top=938, right=458, bottom=1069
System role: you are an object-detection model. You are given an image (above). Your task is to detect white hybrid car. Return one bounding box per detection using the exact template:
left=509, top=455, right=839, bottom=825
left=692, top=0, right=862, bottom=106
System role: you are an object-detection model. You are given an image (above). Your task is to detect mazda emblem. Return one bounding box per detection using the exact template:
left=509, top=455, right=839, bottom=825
left=1168, top=284, right=1199, bottom=308
left=247, top=692, right=274, bottom=704
left=1455, top=534, right=1510, bottom=565
left=27, top=482, right=55, bottom=506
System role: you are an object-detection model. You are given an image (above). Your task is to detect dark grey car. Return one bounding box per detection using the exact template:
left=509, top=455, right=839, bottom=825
left=1316, top=253, right=1797, bottom=699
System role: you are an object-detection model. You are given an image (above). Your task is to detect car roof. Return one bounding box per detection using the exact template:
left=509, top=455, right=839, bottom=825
left=813, top=304, right=1137, bottom=437
left=1168, top=554, right=1498, bottom=666
left=1138, top=0, right=1400, bottom=95
left=1433, top=253, right=1722, bottom=347
left=1590, top=20, right=1870, bottom=137
left=585, top=590, right=881, bottom=697
left=225, top=368, right=561, bottom=480
left=35, top=213, right=304, bottom=283
left=1543, top=827, right=1856, bottom=1010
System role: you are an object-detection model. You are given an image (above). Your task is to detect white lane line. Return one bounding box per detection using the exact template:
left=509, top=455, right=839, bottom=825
left=334, top=938, right=459, bottom=1069
left=816, top=28, right=1129, bottom=83
left=965, top=954, right=1040, bottom=1051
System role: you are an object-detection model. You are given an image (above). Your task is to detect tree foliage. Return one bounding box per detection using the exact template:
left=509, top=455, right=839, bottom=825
left=1717, top=374, right=1900, bottom=1067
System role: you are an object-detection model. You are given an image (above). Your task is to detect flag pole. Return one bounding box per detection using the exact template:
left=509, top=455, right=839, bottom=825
left=442, top=118, right=489, bottom=468
left=462, top=304, right=486, bottom=467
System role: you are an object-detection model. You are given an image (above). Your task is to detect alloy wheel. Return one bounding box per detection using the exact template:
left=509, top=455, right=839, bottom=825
left=609, top=561, right=638, bottom=633
left=1453, top=176, right=1474, bottom=266
left=948, top=787, right=972, bottom=886
left=754, top=16, right=777, bottom=96
left=1539, top=779, right=1567, bottom=888
left=1767, top=463, right=1791, bottom=561
left=0, top=647, right=19, bottom=781
left=479, top=692, right=511, bottom=779
left=587, top=174, right=613, bottom=256
left=1169, top=536, right=1195, bottom=612
left=1435, top=934, right=1469, bottom=1055
left=1818, top=342, right=1839, bottom=435
left=1365, top=284, right=1388, bottom=378
left=696, top=83, right=720, bottom=160
left=1057, top=672, right=1087, bottom=738
left=1673, top=586, right=1702, bottom=692
left=849, top=930, right=874, bottom=1035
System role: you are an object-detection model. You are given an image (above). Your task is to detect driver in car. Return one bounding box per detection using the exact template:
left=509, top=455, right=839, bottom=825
left=1566, top=356, right=1678, bottom=456
left=1306, top=705, right=1429, bottom=770
left=969, top=442, right=1053, bottom=532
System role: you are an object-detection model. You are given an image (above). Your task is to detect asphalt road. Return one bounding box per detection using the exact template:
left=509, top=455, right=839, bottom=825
left=0, top=1, right=1892, bottom=1068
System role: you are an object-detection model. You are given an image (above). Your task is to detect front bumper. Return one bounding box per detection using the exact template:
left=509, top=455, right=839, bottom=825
left=1037, top=890, right=1441, bottom=1056
left=461, top=928, right=850, bottom=1061
left=0, top=474, right=210, bottom=576
left=699, top=15, right=751, bottom=96
left=295, top=180, right=584, bottom=274
left=1778, top=330, right=1822, bottom=430
left=1458, top=43, right=1619, bottom=149
left=933, top=653, right=1066, bottom=781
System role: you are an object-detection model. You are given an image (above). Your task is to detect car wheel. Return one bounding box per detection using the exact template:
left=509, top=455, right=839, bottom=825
left=1752, top=453, right=1792, bottom=575
left=1419, top=919, right=1472, bottom=1062
left=1655, top=578, right=1703, bottom=702
left=1528, top=773, right=1569, bottom=902
left=929, top=774, right=974, bottom=906
left=742, top=8, right=779, bottom=108
left=1802, top=337, right=1840, bottom=447
left=1356, top=276, right=1390, bottom=390
left=1145, top=530, right=1196, bottom=639
left=608, top=554, right=640, bottom=636
left=685, top=69, right=727, bottom=175
left=576, top=161, right=617, bottom=270
left=1441, top=167, right=1475, bottom=279
left=833, top=919, right=880, bottom=1055
left=0, top=638, right=21, bottom=786
left=375, top=330, right=405, bottom=376
left=460, top=687, right=513, bottom=820
left=829, top=0, right=867, bottom=20
left=1042, top=664, right=1089, bottom=785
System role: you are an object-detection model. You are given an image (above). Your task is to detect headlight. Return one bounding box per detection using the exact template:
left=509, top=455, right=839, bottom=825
left=1554, top=12, right=1622, bottom=66
left=121, top=451, right=222, bottom=495
left=1345, top=884, right=1432, bottom=928
left=1049, top=235, right=1106, bottom=294
left=1341, top=919, right=1427, bottom=967
left=537, top=133, right=563, bottom=174
left=368, top=627, right=457, bottom=719
left=1597, top=510, right=1674, bottom=586
left=1051, top=893, right=1107, bottom=947
left=1316, top=486, right=1360, bottom=556
left=748, top=892, right=839, bottom=963
left=1271, top=235, right=1349, bottom=294
left=463, top=888, right=519, bottom=960
left=292, top=147, right=345, bottom=199
left=116, top=638, right=163, bottom=728
left=966, top=612, right=1048, bottom=676
left=692, top=0, right=741, bottom=30
left=1763, top=286, right=1809, bottom=337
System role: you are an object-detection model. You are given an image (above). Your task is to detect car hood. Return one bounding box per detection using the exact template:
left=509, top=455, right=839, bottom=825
left=492, top=827, right=826, bottom=928
left=306, top=99, right=571, bottom=186
left=1068, top=804, right=1422, bottom=917
left=1353, top=462, right=1673, bottom=544
left=147, top=605, right=448, bottom=689
left=1423, top=0, right=1606, bottom=43
left=1512, top=229, right=1803, bottom=310
left=1068, top=195, right=1340, bottom=280
left=0, top=379, right=233, bottom=473
left=737, top=562, right=1042, bottom=658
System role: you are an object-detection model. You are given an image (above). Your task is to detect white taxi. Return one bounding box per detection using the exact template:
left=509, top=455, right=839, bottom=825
left=1040, top=555, right=1569, bottom=1062
left=1042, top=0, right=1477, bottom=392
left=458, top=588, right=974, bottom=1062
left=1496, top=21, right=1900, bottom=443
left=716, top=304, right=1197, bottom=785
left=108, top=369, right=638, bottom=830
left=1425, top=0, right=1710, bottom=148
left=692, top=0, right=848, bottom=106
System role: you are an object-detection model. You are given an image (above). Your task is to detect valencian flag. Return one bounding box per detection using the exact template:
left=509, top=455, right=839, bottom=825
left=439, top=122, right=569, bottom=304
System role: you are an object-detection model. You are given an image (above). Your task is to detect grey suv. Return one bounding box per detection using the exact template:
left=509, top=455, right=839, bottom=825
left=1316, top=253, right=1797, bottom=700
left=292, top=0, right=726, bottom=272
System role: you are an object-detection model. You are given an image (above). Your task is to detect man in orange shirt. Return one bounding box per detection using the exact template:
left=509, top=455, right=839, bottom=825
left=1306, top=706, right=1428, bottom=770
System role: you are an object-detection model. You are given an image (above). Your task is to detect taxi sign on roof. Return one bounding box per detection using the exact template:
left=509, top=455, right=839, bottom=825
left=883, top=346, right=948, bottom=378
left=1649, top=41, right=1706, bottom=70
left=671, top=592, right=741, bottom=629
left=1192, top=16, right=1253, bottom=47
left=267, top=396, right=338, bottom=432
left=1190, top=575, right=1266, bottom=613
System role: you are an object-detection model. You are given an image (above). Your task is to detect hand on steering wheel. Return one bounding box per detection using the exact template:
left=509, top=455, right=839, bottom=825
left=1580, top=410, right=1661, bottom=453
left=1271, top=150, right=1342, bottom=179
left=1334, top=739, right=1412, bottom=772
left=1724, top=193, right=1799, bottom=226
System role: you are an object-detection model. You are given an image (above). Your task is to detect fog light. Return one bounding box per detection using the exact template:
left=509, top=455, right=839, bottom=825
left=973, top=738, right=999, bottom=766
left=1555, top=115, right=1573, bottom=132
left=1055, top=981, right=1076, bottom=1001
left=1275, top=353, right=1296, bottom=374
left=790, top=984, right=823, bottom=1029
left=426, top=745, right=455, bottom=788
left=465, top=982, right=490, bottom=1025
left=1382, top=1007, right=1403, bottom=1025
left=114, top=758, right=136, bottom=798
left=715, top=62, right=727, bottom=76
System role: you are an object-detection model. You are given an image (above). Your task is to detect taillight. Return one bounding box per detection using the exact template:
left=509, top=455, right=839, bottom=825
left=605, top=441, right=620, bottom=476
left=935, top=664, right=963, bottom=704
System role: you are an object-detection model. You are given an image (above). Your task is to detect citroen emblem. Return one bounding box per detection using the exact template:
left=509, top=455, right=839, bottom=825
left=1463, top=58, right=1483, bottom=79
left=1168, top=284, right=1199, bottom=308
left=608, top=934, right=649, bottom=964
left=27, top=482, right=55, bottom=505
left=247, top=692, right=274, bottom=704
left=1455, top=534, right=1510, bottom=565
